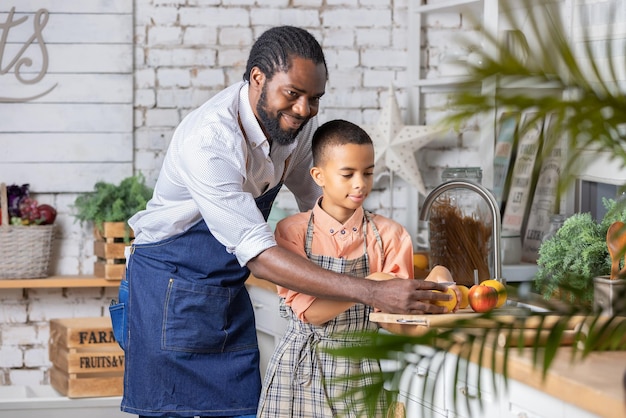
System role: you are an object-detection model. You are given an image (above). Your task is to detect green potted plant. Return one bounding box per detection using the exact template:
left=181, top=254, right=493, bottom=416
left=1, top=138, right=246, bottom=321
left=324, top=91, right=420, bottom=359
left=535, top=198, right=626, bottom=308
left=73, top=174, right=153, bottom=235
left=72, top=174, right=153, bottom=279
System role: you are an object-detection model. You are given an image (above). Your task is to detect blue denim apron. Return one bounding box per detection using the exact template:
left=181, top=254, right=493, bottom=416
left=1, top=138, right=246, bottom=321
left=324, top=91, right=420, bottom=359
left=117, top=183, right=282, bottom=418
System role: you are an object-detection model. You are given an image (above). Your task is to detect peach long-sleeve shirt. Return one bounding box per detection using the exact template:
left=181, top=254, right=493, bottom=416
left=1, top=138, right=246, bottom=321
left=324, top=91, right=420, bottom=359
left=274, top=203, right=414, bottom=322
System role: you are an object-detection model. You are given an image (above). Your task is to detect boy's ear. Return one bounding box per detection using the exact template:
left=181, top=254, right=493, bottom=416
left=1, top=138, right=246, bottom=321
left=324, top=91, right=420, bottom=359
left=310, top=166, right=324, bottom=187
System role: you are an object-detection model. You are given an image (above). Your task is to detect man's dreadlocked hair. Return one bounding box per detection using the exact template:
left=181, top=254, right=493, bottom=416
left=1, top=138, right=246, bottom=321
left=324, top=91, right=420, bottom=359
left=243, top=26, right=328, bottom=82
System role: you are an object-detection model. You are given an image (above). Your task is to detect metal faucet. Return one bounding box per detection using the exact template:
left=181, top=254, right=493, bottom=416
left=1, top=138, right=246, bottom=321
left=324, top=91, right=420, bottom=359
left=419, top=180, right=503, bottom=283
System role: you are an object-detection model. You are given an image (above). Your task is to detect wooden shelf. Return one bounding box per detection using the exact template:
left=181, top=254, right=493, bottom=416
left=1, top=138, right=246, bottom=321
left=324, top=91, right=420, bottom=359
left=0, top=276, right=121, bottom=289
left=414, top=0, right=481, bottom=14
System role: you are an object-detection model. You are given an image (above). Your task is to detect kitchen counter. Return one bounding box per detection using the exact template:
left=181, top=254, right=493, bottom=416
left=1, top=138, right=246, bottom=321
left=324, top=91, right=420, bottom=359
left=375, top=310, right=626, bottom=417
left=472, top=343, right=626, bottom=418
left=245, top=277, right=626, bottom=417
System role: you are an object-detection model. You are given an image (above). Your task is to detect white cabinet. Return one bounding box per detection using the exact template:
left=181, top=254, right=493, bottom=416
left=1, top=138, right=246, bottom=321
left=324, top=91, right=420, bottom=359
left=502, top=378, right=565, bottom=418
left=399, top=347, right=600, bottom=418
left=0, top=386, right=125, bottom=418
left=502, top=378, right=599, bottom=418
left=247, top=284, right=288, bottom=377
left=444, top=354, right=502, bottom=418
left=397, top=348, right=447, bottom=417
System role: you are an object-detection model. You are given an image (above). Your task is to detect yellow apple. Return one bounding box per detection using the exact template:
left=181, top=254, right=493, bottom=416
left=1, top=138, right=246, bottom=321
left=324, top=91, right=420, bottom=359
left=433, top=287, right=458, bottom=312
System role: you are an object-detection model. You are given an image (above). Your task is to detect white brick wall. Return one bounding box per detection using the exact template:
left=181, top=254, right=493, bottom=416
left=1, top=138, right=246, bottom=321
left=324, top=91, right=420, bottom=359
left=0, top=0, right=480, bottom=387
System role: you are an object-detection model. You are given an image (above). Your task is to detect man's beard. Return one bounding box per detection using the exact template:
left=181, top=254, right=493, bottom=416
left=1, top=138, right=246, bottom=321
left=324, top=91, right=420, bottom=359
left=256, top=87, right=305, bottom=146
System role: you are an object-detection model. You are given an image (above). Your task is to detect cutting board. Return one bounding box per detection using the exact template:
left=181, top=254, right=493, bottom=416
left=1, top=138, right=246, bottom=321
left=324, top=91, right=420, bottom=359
left=370, top=309, right=588, bottom=329
left=371, top=309, right=588, bottom=345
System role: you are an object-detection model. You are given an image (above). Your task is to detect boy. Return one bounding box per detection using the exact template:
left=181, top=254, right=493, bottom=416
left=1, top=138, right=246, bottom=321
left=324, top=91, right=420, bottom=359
left=257, top=119, right=416, bottom=417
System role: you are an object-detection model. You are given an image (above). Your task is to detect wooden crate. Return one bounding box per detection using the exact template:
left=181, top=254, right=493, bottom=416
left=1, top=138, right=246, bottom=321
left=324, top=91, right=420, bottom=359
left=50, top=346, right=125, bottom=373
left=93, top=222, right=133, bottom=280
left=49, top=317, right=124, bottom=398
left=50, top=367, right=123, bottom=398
left=49, top=317, right=119, bottom=348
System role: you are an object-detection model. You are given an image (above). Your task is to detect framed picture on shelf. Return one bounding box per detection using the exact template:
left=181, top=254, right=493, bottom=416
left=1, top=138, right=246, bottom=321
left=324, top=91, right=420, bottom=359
left=501, top=112, right=544, bottom=236
left=521, top=114, right=562, bottom=263
left=492, top=111, right=520, bottom=213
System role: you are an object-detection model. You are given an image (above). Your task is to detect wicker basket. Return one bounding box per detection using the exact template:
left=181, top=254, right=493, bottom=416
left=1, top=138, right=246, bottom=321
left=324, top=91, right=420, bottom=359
left=0, top=224, right=55, bottom=279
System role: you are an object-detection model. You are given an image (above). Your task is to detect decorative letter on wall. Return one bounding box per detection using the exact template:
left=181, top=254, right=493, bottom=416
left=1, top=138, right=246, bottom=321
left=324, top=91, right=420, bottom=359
left=0, top=2, right=134, bottom=193
left=0, top=7, right=57, bottom=102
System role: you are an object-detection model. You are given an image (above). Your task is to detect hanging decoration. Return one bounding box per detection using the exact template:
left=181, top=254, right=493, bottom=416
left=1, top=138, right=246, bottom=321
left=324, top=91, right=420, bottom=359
left=362, top=85, right=441, bottom=196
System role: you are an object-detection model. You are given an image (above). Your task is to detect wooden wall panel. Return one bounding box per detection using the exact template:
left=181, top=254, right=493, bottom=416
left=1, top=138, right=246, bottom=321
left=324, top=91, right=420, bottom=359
left=4, top=1, right=131, bottom=14
left=1, top=2, right=133, bottom=193
left=0, top=134, right=133, bottom=162
left=1, top=163, right=133, bottom=193
left=3, top=14, right=132, bottom=43
left=1, top=104, right=132, bottom=132
left=0, top=74, right=133, bottom=103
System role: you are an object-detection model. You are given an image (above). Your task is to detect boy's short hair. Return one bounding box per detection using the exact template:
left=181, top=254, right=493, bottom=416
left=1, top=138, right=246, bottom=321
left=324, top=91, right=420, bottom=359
left=312, top=119, right=373, bottom=166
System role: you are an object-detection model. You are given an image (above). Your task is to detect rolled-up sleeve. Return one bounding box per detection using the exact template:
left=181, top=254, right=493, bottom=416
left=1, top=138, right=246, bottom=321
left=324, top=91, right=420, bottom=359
left=178, top=127, right=277, bottom=266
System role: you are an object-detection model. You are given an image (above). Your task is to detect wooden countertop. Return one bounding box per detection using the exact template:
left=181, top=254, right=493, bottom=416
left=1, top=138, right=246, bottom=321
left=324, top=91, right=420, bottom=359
left=504, top=347, right=625, bottom=418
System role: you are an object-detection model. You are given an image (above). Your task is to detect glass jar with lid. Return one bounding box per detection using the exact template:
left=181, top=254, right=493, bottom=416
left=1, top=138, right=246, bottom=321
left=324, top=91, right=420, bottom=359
left=542, top=213, right=567, bottom=243
left=428, top=167, right=493, bottom=287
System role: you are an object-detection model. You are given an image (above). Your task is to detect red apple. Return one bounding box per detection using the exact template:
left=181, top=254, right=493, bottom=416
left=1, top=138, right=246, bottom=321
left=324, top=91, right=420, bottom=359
left=468, top=284, right=498, bottom=313
left=37, top=204, right=57, bottom=225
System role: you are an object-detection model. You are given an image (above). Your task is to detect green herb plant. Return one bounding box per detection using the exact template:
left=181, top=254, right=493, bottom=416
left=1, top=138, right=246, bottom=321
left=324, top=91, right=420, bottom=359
left=536, top=198, right=626, bottom=306
left=72, top=174, right=153, bottom=239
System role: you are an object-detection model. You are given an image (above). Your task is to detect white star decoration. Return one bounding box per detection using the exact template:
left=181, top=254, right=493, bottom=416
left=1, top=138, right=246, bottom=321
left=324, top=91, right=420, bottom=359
left=362, top=85, right=442, bottom=196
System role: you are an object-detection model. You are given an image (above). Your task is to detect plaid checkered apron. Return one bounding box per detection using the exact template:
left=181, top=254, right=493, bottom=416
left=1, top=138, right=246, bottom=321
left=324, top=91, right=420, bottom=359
left=258, top=211, right=388, bottom=417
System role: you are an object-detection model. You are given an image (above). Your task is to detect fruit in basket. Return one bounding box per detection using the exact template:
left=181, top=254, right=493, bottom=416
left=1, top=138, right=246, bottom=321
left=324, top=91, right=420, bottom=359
left=468, top=284, right=498, bottom=313
left=36, top=204, right=57, bottom=225
left=16, top=197, right=57, bottom=225
left=480, top=279, right=507, bottom=308
left=19, top=197, right=40, bottom=224
left=7, top=183, right=30, bottom=218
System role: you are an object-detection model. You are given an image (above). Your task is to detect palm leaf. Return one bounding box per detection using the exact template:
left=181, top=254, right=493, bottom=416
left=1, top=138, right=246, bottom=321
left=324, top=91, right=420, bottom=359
left=325, top=1, right=626, bottom=416
left=445, top=0, right=626, bottom=189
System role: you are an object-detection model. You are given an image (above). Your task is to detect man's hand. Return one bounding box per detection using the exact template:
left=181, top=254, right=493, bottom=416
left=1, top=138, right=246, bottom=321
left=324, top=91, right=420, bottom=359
left=249, top=246, right=452, bottom=314
left=367, top=278, right=451, bottom=314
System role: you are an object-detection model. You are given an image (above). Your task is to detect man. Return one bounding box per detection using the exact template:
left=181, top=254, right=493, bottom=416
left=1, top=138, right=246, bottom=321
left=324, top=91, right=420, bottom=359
left=114, top=26, right=450, bottom=418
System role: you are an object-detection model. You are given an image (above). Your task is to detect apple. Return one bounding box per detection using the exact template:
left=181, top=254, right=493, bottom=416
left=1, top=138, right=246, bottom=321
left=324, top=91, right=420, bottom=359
left=457, top=285, right=470, bottom=309
left=480, top=279, right=507, bottom=308
left=37, top=204, right=57, bottom=225
left=432, top=287, right=458, bottom=312
left=468, top=284, right=498, bottom=313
